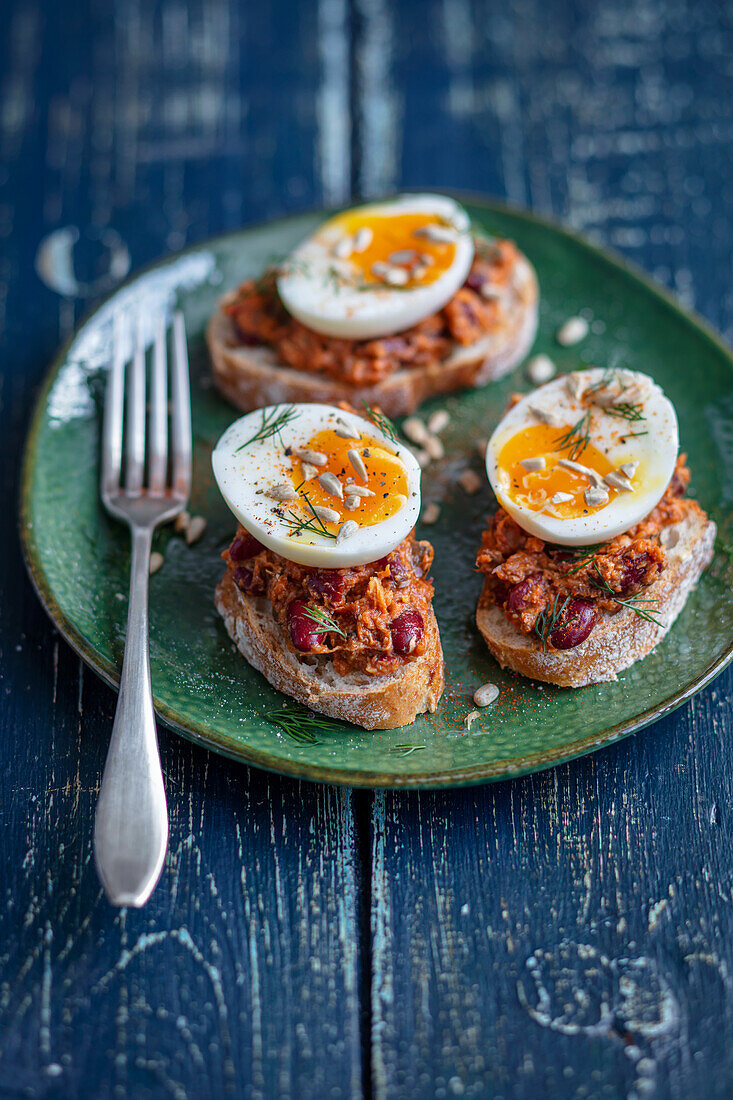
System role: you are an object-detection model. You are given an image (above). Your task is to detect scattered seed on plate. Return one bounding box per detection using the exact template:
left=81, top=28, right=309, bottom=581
left=267, top=483, right=299, bottom=502
left=458, top=469, right=482, bottom=494
left=521, top=457, right=546, bottom=472
left=421, top=502, right=440, bottom=524
left=301, top=462, right=319, bottom=482
left=149, top=551, right=164, bottom=575
left=313, top=505, right=341, bottom=523
left=388, top=249, right=418, bottom=265
left=343, top=483, right=374, bottom=498
left=620, top=461, right=639, bottom=478
left=295, top=448, right=328, bottom=466
left=344, top=495, right=360, bottom=511
left=529, top=405, right=563, bottom=427
left=526, top=354, right=556, bottom=385
left=336, top=520, right=359, bottom=543
left=557, top=316, right=589, bottom=346
left=348, top=449, right=368, bottom=483
left=427, top=409, right=450, bottom=434
left=174, top=510, right=190, bottom=535
left=584, top=486, right=609, bottom=508
left=334, top=415, right=360, bottom=440
left=333, top=236, right=353, bottom=259
left=565, top=372, right=588, bottom=400
left=402, top=417, right=429, bottom=446
left=473, top=682, right=499, bottom=707
left=604, top=471, right=634, bottom=492
left=413, top=224, right=456, bottom=243
left=425, top=435, right=444, bottom=460
left=558, top=458, right=604, bottom=486
left=352, top=227, right=373, bottom=252
left=551, top=491, right=573, bottom=504
left=318, top=472, right=344, bottom=499
left=464, top=709, right=482, bottom=731
left=186, top=515, right=207, bottom=545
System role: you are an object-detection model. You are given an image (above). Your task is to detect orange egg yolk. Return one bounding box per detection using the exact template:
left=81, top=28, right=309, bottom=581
left=330, top=210, right=457, bottom=287
left=290, top=428, right=409, bottom=532
left=498, top=423, right=617, bottom=518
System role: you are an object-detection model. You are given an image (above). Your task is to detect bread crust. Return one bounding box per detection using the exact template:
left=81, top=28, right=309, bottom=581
left=207, top=255, right=539, bottom=418
left=216, top=570, right=445, bottom=728
left=476, top=512, right=716, bottom=687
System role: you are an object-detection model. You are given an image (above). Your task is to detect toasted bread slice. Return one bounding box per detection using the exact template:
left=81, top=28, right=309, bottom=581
left=216, top=570, right=445, bottom=728
left=207, top=255, right=539, bottom=419
left=476, top=511, right=716, bottom=687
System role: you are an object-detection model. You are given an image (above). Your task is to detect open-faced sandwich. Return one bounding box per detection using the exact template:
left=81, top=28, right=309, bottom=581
left=212, top=403, right=444, bottom=728
left=475, top=367, right=716, bottom=687
left=207, top=194, right=538, bottom=418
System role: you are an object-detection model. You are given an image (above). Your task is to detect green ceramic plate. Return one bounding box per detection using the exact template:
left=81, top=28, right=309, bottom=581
left=20, top=197, right=733, bottom=787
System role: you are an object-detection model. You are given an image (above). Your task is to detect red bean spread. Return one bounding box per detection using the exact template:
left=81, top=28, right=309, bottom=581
left=476, top=457, right=704, bottom=649
left=223, top=240, right=520, bottom=386
left=223, top=530, right=436, bottom=675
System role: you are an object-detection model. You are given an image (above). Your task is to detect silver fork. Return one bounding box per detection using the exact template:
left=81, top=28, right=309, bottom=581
left=95, top=311, right=191, bottom=907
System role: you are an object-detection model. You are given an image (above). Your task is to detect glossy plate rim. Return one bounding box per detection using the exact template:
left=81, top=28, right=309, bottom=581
left=19, top=193, right=733, bottom=788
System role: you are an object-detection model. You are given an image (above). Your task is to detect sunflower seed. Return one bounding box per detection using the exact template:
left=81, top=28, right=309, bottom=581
left=551, top=491, right=573, bottom=504
left=334, top=415, right=361, bottom=440
left=174, top=510, right=190, bottom=535
left=419, top=253, right=434, bottom=266
left=267, top=483, right=299, bottom=502
left=521, top=457, right=546, bottom=472
left=619, top=461, right=639, bottom=478
left=343, top=483, right=375, bottom=498
left=558, top=458, right=604, bottom=487
left=458, top=469, right=482, bottom=494
left=413, top=224, right=456, bottom=243
left=149, top=551, right=164, bottom=575
left=384, top=267, right=409, bottom=286
left=411, top=265, right=428, bottom=281
left=312, top=505, right=341, bottom=523
left=465, top=709, right=482, bottom=731
left=344, top=495, right=360, bottom=510
left=301, top=462, right=319, bottom=482
left=353, top=227, right=373, bottom=252
left=529, top=405, right=563, bottom=427
left=402, top=417, right=429, bottom=445
left=388, top=249, right=418, bottom=265
left=348, top=449, right=368, bottom=482
left=604, top=471, right=634, bottom=492
left=336, top=520, right=359, bottom=543
left=422, top=502, right=441, bottom=524
left=295, top=448, right=328, bottom=466
left=186, top=515, right=207, bottom=545
left=557, top=316, right=589, bottom=346
left=425, top=435, right=444, bottom=460
left=473, top=682, right=499, bottom=707
left=565, top=372, right=588, bottom=400
left=527, top=354, right=556, bottom=385
left=334, top=236, right=353, bottom=259
left=318, top=472, right=344, bottom=499
left=427, top=409, right=450, bottom=434
left=584, top=486, right=609, bottom=508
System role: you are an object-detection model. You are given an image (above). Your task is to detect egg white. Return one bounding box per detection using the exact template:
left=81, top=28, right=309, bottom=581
left=212, top=403, right=422, bottom=567
left=485, top=368, right=679, bottom=546
left=277, top=194, right=474, bottom=340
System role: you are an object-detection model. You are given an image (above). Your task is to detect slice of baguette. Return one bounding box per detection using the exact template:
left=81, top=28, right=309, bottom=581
left=207, top=255, right=539, bottom=418
left=216, top=570, right=445, bottom=729
left=476, top=511, right=716, bottom=688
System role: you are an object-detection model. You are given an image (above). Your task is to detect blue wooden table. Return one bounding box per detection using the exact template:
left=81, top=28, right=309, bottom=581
left=2, top=1, right=733, bottom=1096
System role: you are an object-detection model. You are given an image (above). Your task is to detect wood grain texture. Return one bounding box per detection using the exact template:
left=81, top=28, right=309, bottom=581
left=2, top=0, right=733, bottom=1096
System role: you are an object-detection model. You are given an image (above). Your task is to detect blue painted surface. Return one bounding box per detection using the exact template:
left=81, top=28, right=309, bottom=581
left=2, top=0, right=733, bottom=1096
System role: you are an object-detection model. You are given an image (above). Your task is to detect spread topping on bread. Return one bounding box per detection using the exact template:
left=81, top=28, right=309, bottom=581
left=212, top=403, right=421, bottom=568
left=486, top=367, right=679, bottom=546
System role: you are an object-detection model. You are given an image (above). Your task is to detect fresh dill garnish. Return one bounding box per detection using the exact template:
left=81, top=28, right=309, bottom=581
left=533, top=593, right=573, bottom=651
left=564, top=543, right=611, bottom=574
left=604, top=402, right=646, bottom=423
left=282, top=492, right=339, bottom=541
left=362, top=401, right=399, bottom=444
left=269, top=706, right=340, bottom=745
left=590, top=563, right=662, bottom=624
left=235, top=405, right=299, bottom=451
left=390, top=744, right=427, bottom=757
left=554, top=410, right=592, bottom=461
left=301, top=605, right=347, bottom=638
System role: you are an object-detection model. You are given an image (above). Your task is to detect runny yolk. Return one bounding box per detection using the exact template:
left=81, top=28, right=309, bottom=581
left=329, top=210, right=457, bottom=288
left=290, top=428, right=409, bottom=531
left=498, top=423, right=617, bottom=517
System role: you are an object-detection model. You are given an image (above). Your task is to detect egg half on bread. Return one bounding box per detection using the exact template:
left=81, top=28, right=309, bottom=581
left=485, top=367, right=679, bottom=546
left=276, top=194, right=474, bottom=340
left=212, top=403, right=421, bottom=567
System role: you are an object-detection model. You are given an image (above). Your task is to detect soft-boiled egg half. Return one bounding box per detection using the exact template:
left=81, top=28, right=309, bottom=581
left=486, top=368, right=679, bottom=546
left=213, top=403, right=421, bottom=567
left=277, top=194, right=474, bottom=340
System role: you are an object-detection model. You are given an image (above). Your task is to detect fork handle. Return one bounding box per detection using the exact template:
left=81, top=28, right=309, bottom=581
left=94, top=524, right=168, bottom=906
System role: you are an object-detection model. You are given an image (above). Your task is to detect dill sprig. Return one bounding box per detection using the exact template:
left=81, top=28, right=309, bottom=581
left=236, top=405, right=299, bottom=451
left=362, top=401, right=399, bottom=444
left=389, top=744, right=427, bottom=757
left=533, top=594, right=573, bottom=651
left=302, top=605, right=347, bottom=638
left=269, top=706, right=340, bottom=745
left=604, top=402, right=646, bottom=423
left=281, top=492, right=339, bottom=541
left=549, top=541, right=611, bottom=575
left=554, top=410, right=591, bottom=461
left=590, top=563, right=662, bottom=625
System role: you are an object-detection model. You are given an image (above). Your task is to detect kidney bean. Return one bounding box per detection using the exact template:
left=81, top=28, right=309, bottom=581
left=465, top=271, right=487, bottom=293
left=390, top=609, right=424, bottom=654
left=506, top=572, right=543, bottom=613
left=287, top=600, right=325, bottom=652
left=233, top=565, right=264, bottom=596
left=492, top=581, right=510, bottom=607
left=307, top=569, right=347, bottom=604
left=549, top=598, right=598, bottom=650
left=229, top=531, right=264, bottom=561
